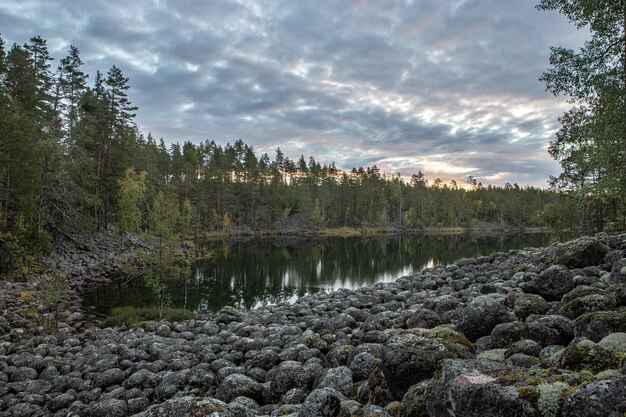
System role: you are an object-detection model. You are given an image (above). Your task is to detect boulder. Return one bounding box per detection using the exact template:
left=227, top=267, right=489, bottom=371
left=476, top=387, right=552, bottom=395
left=561, top=376, right=626, bottom=417
left=456, top=296, right=515, bottom=342
left=559, top=294, right=616, bottom=319
left=94, top=368, right=125, bottom=388
left=506, top=293, right=551, bottom=320
left=424, top=359, right=539, bottom=417
left=490, top=321, right=529, bottom=348
left=598, top=332, right=626, bottom=353
left=87, top=398, right=128, bottom=417
left=547, top=236, right=609, bottom=269
left=349, top=352, right=377, bottom=381
left=266, top=361, right=308, bottom=401
left=216, top=306, right=243, bottom=324
left=315, top=366, right=353, bottom=397
left=381, top=331, right=474, bottom=400
left=297, top=387, right=346, bottom=417
left=405, top=308, right=442, bottom=329
left=400, top=380, right=432, bottom=417
left=527, top=315, right=575, bottom=346
left=574, top=310, right=626, bottom=342
left=144, top=396, right=233, bottom=417
left=558, top=340, right=624, bottom=373
left=609, top=258, right=626, bottom=284
left=216, top=373, right=264, bottom=403
left=520, top=265, right=573, bottom=302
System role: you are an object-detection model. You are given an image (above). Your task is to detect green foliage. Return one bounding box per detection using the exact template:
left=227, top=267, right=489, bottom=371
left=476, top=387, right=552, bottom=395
left=0, top=32, right=585, bottom=279
left=222, top=212, right=230, bottom=232
left=538, top=0, right=626, bottom=232
left=39, top=272, right=68, bottom=333
left=116, top=167, right=147, bottom=234
left=310, top=198, right=323, bottom=229
left=144, top=190, right=184, bottom=319
left=180, top=197, right=192, bottom=235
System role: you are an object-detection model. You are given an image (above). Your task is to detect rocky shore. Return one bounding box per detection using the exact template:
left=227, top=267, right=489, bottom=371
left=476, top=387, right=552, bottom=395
left=1, top=234, right=625, bottom=417
left=0, top=232, right=148, bottom=337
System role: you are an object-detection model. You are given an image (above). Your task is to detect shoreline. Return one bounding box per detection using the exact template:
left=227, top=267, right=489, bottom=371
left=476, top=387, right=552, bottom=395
left=0, top=233, right=624, bottom=416
left=198, top=225, right=553, bottom=240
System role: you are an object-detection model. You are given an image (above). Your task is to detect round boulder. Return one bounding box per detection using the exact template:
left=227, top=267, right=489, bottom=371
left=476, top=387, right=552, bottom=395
left=381, top=332, right=474, bottom=400
left=216, top=373, right=264, bottom=403
left=456, top=296, right=516, bottom=342
left=520, top=265, right=573, bottom=302
left=528, top=315, right=575, bottom=346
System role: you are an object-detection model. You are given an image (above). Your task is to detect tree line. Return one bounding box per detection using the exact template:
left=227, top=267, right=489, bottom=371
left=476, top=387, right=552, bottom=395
left=0, top=32, right=614, bottom=277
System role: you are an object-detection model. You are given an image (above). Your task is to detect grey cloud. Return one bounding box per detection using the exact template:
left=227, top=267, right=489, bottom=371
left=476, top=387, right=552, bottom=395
left=0, top=0, right=589, bottom=186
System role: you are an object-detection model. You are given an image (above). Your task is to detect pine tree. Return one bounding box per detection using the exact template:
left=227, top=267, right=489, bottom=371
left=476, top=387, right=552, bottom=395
left=58, top=45, right=87, bottom=147
left=538, top=0, right=626, bottom=231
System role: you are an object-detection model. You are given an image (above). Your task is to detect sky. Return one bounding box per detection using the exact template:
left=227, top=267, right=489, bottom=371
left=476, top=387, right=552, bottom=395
left=0, top=0, right=590, bottom=187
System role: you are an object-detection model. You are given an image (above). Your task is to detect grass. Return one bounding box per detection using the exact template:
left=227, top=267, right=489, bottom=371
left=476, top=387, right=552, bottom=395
left=102, top=306, right=197, bottom=327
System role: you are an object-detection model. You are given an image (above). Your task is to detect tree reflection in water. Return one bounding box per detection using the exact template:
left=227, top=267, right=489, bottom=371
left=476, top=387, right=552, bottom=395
left=84, top=233, right=553, bottom=315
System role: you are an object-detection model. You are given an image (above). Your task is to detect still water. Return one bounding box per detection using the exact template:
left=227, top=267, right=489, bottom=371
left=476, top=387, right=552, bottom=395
left=83, top=233, right=553, bottom=315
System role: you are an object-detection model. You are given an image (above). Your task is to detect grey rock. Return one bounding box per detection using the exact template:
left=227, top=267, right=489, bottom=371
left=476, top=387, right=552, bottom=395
left=548, top=236, right=609, bottom=269
left=425, top=295, right=460, bottom=316
left=558, top=339, right=623, bottom=373
left=574, top=310, right=626, bottom=342
left=520, top=265, right=573, bottom=302
left=598, top=332, right=626, bottom=353
left=326, top=313, right=357, bottom=330
left=47, top=393, right=75, bottom=412
left=504, top=339, right=541, bottom=358
left=87, top=398, right=128, bottom=417
left=505, top=353, right=537, bottom=368
left=324, top=345, right=354, bottom=368
left=144, top=396, right=233, bottom=417
left=490, top=321, right=528, bottom=348
left=95, top=368, right=125, bottom=388
left=609, top=258, right=626, bottom=284
left=5, top=403, right=45, bottom=417
left=7, top=366, right=38, bottom=382
left=281, top=388, right=308, bottom=405
left=216, top=306, right=244, bottom=324
left=297, top=387, right=346, bottom=417
left=456, top=296, right=515, bottom=342
left=0, top=315, right=10, bottom=334
left=561, top=285, right=607, bottom=305
left=405, top=308, right=442, bottom=329
left=315, top=366, right=353, bottom=397
left=267, top=361, right=307, bottom=400
left=561, top=376, right=626, bottom=417
left=128, top=397, right=150, bottom=414
left=381, top=332, right=473, bottom=401
left=124, top=369, right=159, bottom=389
left=216, top=373, right=264, bottom=403
left=400, top=380, right=431, bottom=417
left=349, top=352, right=377, bottom=381
left=527, top=315, right=575, bottom=346
left=424, top=359, right=540, bottom=417
left=506, top=292, right=550, bottom=320
left=559, top=294, right=616, bottom=319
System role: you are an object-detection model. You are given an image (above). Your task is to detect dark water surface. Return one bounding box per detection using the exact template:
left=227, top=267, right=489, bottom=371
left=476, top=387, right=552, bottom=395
left=83, top=233, right=553, bottom=315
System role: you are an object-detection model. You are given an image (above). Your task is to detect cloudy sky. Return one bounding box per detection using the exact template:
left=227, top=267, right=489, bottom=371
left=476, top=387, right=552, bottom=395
left=1, top=0, right=589, bottom=187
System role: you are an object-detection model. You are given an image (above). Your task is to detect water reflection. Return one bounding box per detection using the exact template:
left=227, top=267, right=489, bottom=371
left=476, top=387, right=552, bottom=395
left=84, top=233, right=553, bottom=314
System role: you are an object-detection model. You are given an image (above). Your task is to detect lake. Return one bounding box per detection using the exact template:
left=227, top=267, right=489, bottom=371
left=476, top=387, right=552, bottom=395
left=83, top=233, right=554, bottom=315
